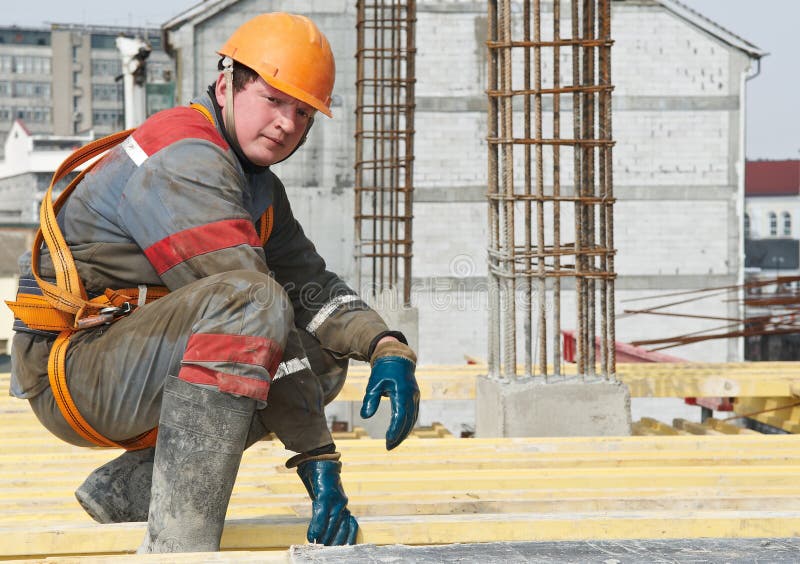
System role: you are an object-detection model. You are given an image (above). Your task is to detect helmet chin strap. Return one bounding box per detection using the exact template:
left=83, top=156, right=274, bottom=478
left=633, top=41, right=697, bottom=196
left=222, top=56, right=246, bottom=157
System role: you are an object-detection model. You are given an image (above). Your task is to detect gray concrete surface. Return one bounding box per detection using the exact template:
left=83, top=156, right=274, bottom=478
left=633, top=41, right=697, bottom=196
left=291, top=538, right=800, bottom=563
left=475, top=375, right=632, bottom=437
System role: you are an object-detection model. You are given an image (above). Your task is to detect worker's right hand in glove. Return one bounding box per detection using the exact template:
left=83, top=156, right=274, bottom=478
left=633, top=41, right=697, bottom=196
left=361, top=338, right=420, bottom=450
left=291, top=452, right=358, bottom=545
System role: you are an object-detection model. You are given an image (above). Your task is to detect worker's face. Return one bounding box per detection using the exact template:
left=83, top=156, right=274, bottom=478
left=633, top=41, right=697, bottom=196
left=216, top=74, right=314, bottom=166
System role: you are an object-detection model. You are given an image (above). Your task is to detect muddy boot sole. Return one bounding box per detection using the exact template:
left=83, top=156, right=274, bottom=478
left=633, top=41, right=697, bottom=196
left=74, top=447, right=154, bottom=523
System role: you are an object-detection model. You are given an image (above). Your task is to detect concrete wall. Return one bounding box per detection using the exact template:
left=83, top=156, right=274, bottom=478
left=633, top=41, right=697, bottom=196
left=165, top=0, right=755, bottom=364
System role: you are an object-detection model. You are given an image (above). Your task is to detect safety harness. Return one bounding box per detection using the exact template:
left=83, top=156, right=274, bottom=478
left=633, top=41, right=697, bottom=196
left=5, top=103, right=274, bottom=450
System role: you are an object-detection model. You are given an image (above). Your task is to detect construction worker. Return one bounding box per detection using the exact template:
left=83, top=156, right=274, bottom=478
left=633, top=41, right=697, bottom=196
left=6, top=13, right=419, bottom=552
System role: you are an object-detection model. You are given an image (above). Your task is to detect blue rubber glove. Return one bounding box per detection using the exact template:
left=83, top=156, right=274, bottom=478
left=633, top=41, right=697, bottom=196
left=361, top=340, right=420, bottom=450
left=296, top=458, right=358, bottom=545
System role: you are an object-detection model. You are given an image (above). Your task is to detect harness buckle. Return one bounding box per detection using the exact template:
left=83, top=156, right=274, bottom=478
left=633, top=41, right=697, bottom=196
left=75, top=302, right=132, bottom=329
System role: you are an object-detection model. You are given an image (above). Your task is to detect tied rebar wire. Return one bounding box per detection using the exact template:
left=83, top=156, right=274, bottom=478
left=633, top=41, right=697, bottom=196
left=486, top=0, right=616, bottom=379
left=355, top=0, right=417, bottom=305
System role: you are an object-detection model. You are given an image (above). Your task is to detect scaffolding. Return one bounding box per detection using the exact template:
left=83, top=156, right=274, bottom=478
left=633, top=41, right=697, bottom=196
left=354, top=0, right=417, bottom=305
left=487, top=0, right=616, bottom=379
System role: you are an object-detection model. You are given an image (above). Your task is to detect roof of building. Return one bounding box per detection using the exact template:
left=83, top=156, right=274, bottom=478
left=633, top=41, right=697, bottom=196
left=0, top=120, right=93, bottom=178
left=164, top=0, right=767, bottom=60
left=656, top=0, right=767, bottom=58
left=746, top=160, right=800, bottom=197
left=162, top=0, right=236, bottom=32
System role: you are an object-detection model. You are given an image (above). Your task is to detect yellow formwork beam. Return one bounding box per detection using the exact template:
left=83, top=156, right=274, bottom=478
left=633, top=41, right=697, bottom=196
left=5, top=369, right=800, bottom=559
left=4, top=364, right=800, bottom=402
left=4, top=511, right=800, bottom=558
left=7, top=491, right=800, bottom=525
left=337, top=363, right=800, bottom=399
left=735, top=396, right=800, bottom=433
left=3, top=552, right=292, bottom=564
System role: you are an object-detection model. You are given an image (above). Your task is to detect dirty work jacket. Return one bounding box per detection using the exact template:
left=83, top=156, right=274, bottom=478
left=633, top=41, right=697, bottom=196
left=10, top=93, right=389, bottom=403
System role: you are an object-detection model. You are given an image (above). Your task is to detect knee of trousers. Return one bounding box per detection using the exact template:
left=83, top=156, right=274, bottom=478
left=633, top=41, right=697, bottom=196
left=176, top=270, right=294, bottom=403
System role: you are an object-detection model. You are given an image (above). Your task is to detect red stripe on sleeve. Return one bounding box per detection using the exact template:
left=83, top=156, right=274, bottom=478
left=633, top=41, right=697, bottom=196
left=132, top=106, right=228, bottom=155
left=178, top=365, right=271, bottom=401
left=183, top=333, right=282, bottom=373
left=144, top=219, right=262, bottom=275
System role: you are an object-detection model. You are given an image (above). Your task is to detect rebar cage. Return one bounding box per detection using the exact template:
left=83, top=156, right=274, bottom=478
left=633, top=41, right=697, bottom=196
left=354, top=0, right=417, bottom=305
left=487, top=0, right=616, bottom=379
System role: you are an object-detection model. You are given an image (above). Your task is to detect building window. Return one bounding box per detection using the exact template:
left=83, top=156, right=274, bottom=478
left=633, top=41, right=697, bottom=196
left=92, top=110, right=124, bottom=128
left=11, top=56, right=50, bottom=75
left=744, top=213, right=750, bottom=239
left=92, top=83, right=123, bottom=102
left=783, top=212, right=792, bottom=236
left=769, top=212, right=777, bottom=236
left=12, top=81, right=51, bottom=98
left=11, top=106, right=51, bottom=124
left=91, top=59, right=122, bottom=76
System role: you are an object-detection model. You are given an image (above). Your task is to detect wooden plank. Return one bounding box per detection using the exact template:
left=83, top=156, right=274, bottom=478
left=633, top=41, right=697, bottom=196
left=4, top=369, right=800, bottom=559
left=673, top=419, right=725, bottom=435
left=4, top=363, right=800, bottom=403
left=631, top=417, right=687, bottom=435
left=704, top=418, right=760, bottom=435
left=7, top=434, right=800, bottom=459
left=4, top=511, right=800, bottom=557
left=2, top=551, right=292, bottom=564
left=337, top=364, right=800, bottom=399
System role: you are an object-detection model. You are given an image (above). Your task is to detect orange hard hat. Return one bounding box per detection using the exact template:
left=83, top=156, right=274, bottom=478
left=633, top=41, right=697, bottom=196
left=218, top=13, right=336, bottom=117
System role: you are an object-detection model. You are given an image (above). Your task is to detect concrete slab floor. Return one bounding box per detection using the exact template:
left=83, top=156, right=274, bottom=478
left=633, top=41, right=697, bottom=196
left=291, top=538, right=800, bottom=563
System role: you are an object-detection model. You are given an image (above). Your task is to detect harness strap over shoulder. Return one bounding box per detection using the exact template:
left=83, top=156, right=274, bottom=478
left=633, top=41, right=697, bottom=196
left=5, top=104, right=275, bottom=451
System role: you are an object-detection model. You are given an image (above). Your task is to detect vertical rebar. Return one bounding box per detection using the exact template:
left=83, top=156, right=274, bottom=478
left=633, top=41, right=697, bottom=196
left=533, top=0, right=547, bottom=378
left=600, top=0, right=616, bottom=377
left=487, top=0, right=502, bottom=378
left=523, top=0, right=533, bottom=379
left=500, top=0, right=517, bottom=378
left=571, top=0, right=585, bottom=376
left=581, top=0, right=596, bottom=376
left=553, top=0, right=563, bottom=376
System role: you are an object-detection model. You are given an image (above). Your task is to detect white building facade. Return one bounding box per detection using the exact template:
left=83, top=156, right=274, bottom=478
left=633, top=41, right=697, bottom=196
left=161, top=0, right=762, bottom=364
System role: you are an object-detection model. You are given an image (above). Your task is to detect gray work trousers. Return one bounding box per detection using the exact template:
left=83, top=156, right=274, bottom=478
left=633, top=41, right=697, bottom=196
left=12, top=270, right=346, bottom=454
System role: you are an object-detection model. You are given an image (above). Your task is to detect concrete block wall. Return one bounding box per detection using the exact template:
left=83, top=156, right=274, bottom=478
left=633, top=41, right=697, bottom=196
left=166, top=0, right=754, bottom=364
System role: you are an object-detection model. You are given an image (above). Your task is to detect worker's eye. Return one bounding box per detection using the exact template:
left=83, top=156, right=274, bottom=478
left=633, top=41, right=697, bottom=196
left=297, top=108, right=310, bottom=119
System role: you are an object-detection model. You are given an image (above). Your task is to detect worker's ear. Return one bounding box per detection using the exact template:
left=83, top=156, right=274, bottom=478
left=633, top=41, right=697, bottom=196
left=214, top=73, right=227, bottom=108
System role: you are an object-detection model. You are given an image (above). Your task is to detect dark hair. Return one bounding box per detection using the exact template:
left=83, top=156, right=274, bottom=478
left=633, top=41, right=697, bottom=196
left=217, top=57, right=260, bottom=93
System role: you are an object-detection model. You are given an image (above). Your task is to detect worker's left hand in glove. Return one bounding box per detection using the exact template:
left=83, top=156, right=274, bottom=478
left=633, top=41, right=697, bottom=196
left=361, top=337, right=420, bottom=450
left=289, top=451, right=358, bottom=545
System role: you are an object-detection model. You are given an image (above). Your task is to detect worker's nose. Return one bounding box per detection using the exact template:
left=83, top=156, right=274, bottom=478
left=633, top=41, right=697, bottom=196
left=276, top=106, right=299, bottom=134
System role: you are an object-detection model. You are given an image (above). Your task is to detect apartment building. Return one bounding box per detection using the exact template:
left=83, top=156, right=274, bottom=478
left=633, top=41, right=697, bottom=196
left=0, top=24, right=175, bottom=156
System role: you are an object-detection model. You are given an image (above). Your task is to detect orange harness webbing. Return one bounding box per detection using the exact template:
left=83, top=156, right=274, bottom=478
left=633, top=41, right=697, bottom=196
left=5, top=103, right=273, bottom=450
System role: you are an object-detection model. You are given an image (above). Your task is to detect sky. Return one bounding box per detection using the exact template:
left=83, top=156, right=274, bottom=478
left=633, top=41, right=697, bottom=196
left=4, top=0, right=797, bottom=160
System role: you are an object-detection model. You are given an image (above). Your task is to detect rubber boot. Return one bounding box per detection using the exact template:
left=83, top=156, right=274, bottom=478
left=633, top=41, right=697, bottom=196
left=75, top=447, right=154, bottom=523
left=72, top=402, right=271, bottom=525
left=138, top=375, right=255, bottom=553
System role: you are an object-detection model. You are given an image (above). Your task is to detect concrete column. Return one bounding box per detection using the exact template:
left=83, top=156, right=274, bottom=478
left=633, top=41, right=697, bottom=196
left=476, top=375, right=632, bottom=437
